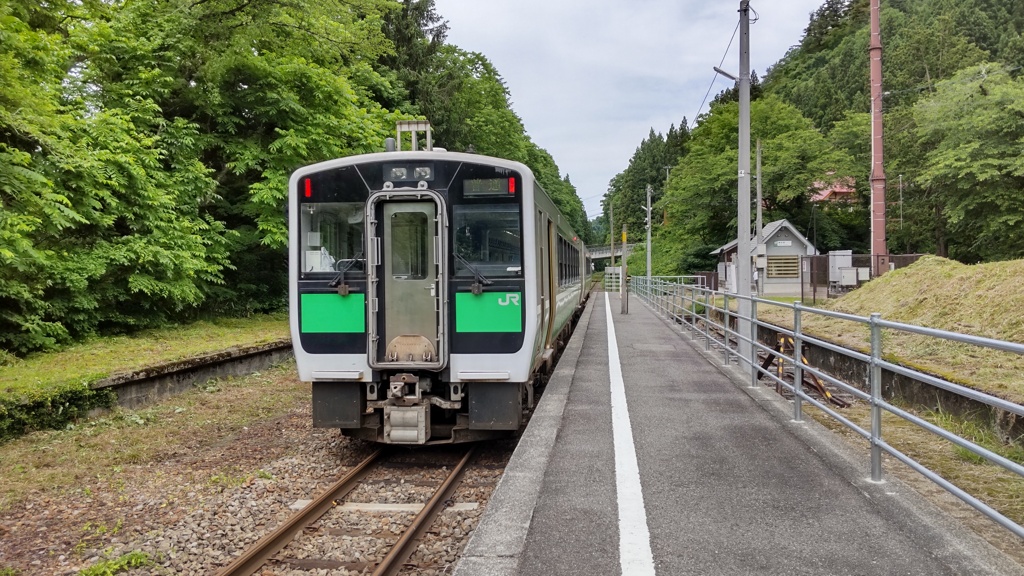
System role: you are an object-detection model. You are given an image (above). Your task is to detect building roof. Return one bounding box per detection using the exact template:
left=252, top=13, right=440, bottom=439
left=810, top=175, right=857, bottom=203
left=710, top=219, right=817, bottom=256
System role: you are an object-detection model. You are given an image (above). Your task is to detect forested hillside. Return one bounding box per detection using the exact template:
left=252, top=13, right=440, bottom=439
left=607, top=0, right=1024, bottom=275
left=0, top=0, right=587, bottom=355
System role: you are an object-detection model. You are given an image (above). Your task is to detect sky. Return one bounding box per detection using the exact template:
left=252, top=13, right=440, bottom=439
left=431, top=0, right=826, bottom=221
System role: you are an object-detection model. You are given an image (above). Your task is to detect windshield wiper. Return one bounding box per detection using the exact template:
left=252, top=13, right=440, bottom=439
left=328, top=250, right=364, bottom=296
left=455, top=253, right=493, bottom=295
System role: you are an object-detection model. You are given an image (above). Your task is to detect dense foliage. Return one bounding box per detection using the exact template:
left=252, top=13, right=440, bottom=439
left=606, top=0, right=1024, bottom=274
left=0, top=0, right=587, bottom=355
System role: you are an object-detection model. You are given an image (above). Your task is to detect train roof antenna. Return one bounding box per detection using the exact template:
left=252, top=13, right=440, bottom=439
left=396, top=120, right=432, bottom=152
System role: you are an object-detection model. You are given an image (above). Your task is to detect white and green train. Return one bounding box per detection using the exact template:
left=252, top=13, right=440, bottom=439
left=288, top=125, right=590, bottom=444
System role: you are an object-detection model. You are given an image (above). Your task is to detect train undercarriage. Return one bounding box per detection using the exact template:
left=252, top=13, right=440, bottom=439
left=311, top=299, right=586, bottom=445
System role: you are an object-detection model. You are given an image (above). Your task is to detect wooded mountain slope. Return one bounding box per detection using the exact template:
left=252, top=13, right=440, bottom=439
left=608, top=0, right=1024, bottom=275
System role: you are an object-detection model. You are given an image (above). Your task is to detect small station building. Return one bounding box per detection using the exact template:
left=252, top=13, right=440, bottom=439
left=711, top=219, right=817, bottom=297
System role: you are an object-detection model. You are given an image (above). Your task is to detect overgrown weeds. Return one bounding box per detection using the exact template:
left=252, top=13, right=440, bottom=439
left=78, top=551, right=152, bottom=576
left=803, top=400, right=1024, bottom=563
left=757, top=257, right=1024, bottom=405
left=0, top=363, right=307, bottom=512
left=0, top=313, right=288, bottom=442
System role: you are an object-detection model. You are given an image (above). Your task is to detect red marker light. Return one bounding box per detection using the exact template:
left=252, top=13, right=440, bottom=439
left=304, top=178, right=312, bottom=198
left=508, top=177, right=516, bottom=194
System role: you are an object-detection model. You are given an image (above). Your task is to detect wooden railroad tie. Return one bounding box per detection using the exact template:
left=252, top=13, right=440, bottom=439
left=756, top=335, right=850, bottom=408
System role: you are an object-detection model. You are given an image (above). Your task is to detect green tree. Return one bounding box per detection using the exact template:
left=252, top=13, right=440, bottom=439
left=379, top=0, right=449, bottom=111
left=802, top=0, right=854, bottom=54
left=0, top=3, right=79, bottom=351
left=884, top=10, right=987, bottom=107
left=527, top=147, right=588, bottom=241
left=418, top=46, right=589, bottom=239
left=913, top=64, right=1024, bottom=262
left=657, top=96, right=855, bottom=274
left=602, top=120, right=690, bottom=250
left=76, top=0, right=401, bottom=314
left=710, top=70, right=765, bottom=107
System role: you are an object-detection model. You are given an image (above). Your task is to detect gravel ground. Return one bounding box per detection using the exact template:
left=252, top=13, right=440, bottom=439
left=0, top=365, right=511, bottom=576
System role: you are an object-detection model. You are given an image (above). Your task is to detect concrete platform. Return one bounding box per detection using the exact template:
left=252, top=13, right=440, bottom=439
left=456, top=292, right=1023, bottom=576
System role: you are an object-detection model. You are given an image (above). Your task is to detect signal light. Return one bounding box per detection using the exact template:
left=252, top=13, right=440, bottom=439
left=508, top=177, right=516, bottom=194
left=304, top=178, right=312, bottom=198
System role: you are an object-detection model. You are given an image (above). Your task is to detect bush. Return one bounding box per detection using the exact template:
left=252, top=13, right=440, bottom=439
left=0, top=382, right=117, bottom=442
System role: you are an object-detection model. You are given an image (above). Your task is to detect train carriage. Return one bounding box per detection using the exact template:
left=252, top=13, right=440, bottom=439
left=289, top=122, right=589, bottom=444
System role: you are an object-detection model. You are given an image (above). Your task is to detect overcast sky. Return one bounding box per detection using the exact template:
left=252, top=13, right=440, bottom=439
left=431, top=0, right=825, bottom=221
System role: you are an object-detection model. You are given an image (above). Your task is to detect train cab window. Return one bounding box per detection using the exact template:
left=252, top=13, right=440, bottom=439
left=299, top=202, right=364, bottom=277
left=453, top=204, right=521, bottom=278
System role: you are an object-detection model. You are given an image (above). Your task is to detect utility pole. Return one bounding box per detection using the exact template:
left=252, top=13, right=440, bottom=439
left=756, top=139, right=763, bottom=296
left=620, top=223, right=628, bottom=314
left=899, top=174, right=906, bottom=253
left=609, top=203, right=615, bottom=270
left=736, top=0, right=753, bottom=368
left=755, top=140, right=763, bottom=243
left=869, top=0, right=888, bottom=275
left=645, top=184, right=652, bottom=280
left=663, top=166, right=671, bottom=225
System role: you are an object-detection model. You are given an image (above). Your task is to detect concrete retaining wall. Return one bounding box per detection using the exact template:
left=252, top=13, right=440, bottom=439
left=92, top=340, right=294, bottom=409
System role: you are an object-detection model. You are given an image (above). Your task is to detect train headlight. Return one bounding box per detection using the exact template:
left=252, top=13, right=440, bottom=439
left=385, top=165, right=433, bottom=182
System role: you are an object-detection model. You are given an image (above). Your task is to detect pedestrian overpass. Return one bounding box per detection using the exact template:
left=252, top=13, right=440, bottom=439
left=586, top=243, right=635, bottom=261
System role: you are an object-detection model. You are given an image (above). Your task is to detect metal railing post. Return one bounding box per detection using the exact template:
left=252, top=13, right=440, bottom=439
left=689, top=288, right=695, bottom=336
left=749, top=298, right=759, bottom=388
left=793, top=302, right=804, bottom=422
left=870, top=312, right=883, bottom=482
left=670, top=283, right=677, bottom=324
left=704, top=291, right=711, bottom=351
left=723, top=294, right=731, bottom=364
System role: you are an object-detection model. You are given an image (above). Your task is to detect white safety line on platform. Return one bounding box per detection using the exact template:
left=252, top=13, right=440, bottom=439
left=605, top=293, right=657, bottom=575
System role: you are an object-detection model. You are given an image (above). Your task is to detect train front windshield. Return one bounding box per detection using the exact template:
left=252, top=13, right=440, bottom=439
left=295, top=159, right=523, bottom=281
left=453, top=205, right=521, bottom=277
left=299, top=202, right=364, bottom=274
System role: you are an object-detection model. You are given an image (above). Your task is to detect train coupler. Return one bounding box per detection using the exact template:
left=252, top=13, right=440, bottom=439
left=384, top=404, right=430, bottom=444
left=388, top=373, right=424, bottom=405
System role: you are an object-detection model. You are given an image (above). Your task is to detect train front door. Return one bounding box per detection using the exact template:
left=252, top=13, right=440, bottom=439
left=366, top=191, right=447, bottom=370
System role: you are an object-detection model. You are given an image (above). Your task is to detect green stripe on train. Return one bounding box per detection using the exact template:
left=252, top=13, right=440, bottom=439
left=455, top=292, right=522, bottom=333
left=300, top=293, right=365, bottom=333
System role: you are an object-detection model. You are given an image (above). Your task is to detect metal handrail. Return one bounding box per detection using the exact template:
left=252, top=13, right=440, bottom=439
left=629, top=275, right=1024, bottom=539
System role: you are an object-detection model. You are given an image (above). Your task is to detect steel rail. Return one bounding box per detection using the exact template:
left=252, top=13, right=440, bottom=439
left=372, top=446, right=477, bottom=576
left=216, top=449, right=383, bottom=576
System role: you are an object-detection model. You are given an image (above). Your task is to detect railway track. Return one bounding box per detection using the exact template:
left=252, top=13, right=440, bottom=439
left=218, top=446, right=479, bottom=576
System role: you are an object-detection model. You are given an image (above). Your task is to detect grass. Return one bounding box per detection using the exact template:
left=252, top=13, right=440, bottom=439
left=78, top=551, right=152, bottom=575
left=0, top=312, right=290, bottom=441
left=0, top=362, right=307, bottom=512
left=0, top=312, right=289, bottom=401
left=751, top=256, right=1024, bottom=406
left=803, top=401, right=1024, bottom=563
